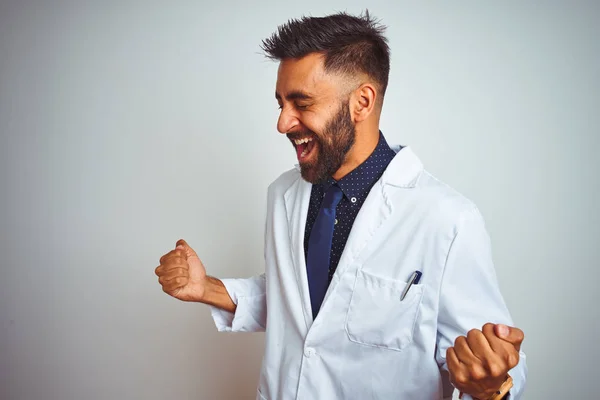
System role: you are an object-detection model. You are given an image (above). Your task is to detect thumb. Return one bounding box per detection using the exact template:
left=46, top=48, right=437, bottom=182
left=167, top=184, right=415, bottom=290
left=175, top=239, right=198, bottom=258
left=494, top=324, right=524, bottom=351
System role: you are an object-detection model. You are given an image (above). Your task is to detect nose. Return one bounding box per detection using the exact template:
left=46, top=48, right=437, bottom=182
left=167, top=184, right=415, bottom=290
left=277, top=106, right=299, bottom=134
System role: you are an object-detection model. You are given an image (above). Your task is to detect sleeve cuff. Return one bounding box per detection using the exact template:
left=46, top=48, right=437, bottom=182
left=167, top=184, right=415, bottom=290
left=209, top=305, right=235, bottom=331
left=208, top=278, right=267, bottom=332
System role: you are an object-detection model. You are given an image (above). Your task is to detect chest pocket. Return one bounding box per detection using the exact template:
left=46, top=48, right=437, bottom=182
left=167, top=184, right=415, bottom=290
left=345, top=269, right=424, bottom=351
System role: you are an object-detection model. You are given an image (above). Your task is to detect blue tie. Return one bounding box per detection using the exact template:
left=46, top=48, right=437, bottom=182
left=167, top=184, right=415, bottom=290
left=306, top=184, right=343, bottom=319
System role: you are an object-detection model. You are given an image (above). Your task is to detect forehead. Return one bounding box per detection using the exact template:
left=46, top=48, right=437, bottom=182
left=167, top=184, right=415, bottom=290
left=275, top=53, right=339, bottom=99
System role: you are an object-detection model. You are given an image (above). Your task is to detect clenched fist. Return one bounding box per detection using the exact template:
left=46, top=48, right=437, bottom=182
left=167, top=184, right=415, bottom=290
left=449, top=323, right=524, bottom=399
left=155, top=239, right=207, bottom=302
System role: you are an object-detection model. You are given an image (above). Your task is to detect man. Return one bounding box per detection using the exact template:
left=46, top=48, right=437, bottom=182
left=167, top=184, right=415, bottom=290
left=155, top=12, right=527, bottom=400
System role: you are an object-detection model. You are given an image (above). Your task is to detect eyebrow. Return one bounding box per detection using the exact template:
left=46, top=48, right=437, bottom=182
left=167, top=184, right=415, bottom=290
left=275, top=90, right=313, bottom=102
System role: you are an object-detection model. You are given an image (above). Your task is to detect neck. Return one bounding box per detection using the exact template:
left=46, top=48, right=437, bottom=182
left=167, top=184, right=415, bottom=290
left=332, top=124, right=380, bottom=181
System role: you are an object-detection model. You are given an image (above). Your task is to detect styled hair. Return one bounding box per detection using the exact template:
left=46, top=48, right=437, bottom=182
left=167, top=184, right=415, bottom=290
left=261, top=11, right=391, bottom=101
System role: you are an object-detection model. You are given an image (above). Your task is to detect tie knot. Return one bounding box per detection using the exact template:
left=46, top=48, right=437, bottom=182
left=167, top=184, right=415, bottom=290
left=322, top=184, right=343, bottom=210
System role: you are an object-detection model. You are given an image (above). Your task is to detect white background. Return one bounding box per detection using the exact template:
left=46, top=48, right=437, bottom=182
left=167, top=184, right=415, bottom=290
left=1, top=1, right=598, bottom=399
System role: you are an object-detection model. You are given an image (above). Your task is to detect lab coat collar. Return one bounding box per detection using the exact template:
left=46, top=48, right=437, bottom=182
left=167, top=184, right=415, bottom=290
left=379, top=145, right=423, bottom=188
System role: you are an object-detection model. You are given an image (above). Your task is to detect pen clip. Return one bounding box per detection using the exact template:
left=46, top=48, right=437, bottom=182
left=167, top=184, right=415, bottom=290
left=400, top=270, right=422, bottom=301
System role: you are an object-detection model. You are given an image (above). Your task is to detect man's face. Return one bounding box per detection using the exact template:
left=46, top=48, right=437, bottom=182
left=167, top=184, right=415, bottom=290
left=275, top=54, right=356, bottom=184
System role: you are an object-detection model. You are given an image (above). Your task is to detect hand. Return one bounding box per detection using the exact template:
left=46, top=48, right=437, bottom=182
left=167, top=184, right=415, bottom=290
left=155, top=239, right=207, bottom=302
left=447, top=323, right=524, bottom=400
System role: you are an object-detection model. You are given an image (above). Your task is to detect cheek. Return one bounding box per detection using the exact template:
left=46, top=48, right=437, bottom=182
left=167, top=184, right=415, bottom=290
left=299, top=116, right=327, bottom=138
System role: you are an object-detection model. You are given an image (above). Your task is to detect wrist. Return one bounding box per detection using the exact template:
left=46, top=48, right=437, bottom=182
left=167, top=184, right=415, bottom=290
left=196, top=276, right=217, bottom=303
left=459, top=375, right=512, bottom=400
left=489, top=375, right=513, bottom=400
left=482, top=375, right=513, bottom=400
left=200, top=276, right=237, bottom=313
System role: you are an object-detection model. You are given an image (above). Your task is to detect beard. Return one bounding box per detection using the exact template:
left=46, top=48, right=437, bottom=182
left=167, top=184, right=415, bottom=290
left=290, top=101, right=356, bottom=184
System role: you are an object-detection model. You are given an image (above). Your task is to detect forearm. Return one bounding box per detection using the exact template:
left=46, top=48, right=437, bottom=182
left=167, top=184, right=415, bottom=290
left=208, top=274, right=267, bottom=332
left=200, top=276, right=237, bottom=313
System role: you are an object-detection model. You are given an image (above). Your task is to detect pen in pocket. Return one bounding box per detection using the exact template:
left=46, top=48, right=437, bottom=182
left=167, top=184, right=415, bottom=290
left=400, top=270, right=422, bottom=301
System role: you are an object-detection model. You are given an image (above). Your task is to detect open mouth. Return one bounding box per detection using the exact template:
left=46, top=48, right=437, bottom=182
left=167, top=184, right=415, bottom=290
left=292, top=136, right=318, bottom=162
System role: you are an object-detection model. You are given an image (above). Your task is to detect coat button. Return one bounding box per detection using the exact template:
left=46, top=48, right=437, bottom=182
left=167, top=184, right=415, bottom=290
left=304, top=347, right=315, bottom=358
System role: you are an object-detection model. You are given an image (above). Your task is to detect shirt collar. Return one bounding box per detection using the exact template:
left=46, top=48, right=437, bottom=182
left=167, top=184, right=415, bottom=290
left=322, top=131, right=396, bottom=200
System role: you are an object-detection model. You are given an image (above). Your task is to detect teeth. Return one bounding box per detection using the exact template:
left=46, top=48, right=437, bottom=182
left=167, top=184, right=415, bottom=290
left=293, top=137, right=313, bottom=145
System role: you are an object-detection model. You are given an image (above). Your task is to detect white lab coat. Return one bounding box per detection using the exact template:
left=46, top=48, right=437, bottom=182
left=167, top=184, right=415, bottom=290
left=210, top=146, right=527, bottom=400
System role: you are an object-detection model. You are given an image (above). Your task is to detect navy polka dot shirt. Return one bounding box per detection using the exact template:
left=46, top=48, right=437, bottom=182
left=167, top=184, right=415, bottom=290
left=303, top=132, right=397, bottom=282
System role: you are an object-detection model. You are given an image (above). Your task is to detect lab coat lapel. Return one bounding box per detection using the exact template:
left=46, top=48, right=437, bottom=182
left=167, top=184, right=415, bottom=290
left=328, top=180, right=393, bottom=283
left=283, top=172, right=313, bottom=328
left=325, top=146, right=424, bottom=295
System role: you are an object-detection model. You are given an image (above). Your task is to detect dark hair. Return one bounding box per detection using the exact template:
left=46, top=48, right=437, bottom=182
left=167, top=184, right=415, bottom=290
left=261, top=11, right=391, bottom=101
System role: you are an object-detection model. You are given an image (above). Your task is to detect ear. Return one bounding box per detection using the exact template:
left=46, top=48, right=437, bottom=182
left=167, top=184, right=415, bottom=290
left=350, top=83, right=378, bottom=123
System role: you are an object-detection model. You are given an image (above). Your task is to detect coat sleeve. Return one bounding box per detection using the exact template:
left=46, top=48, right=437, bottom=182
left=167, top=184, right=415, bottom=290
left=208, top=274, right=267, bottom=332
left=435, top=206, right=528, bottom=399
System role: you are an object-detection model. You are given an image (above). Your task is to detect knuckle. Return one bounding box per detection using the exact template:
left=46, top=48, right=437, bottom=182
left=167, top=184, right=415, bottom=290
left=454, top=371, right=468, bottom=385
left=507, top=352, right=519, bottom=368
left=446, top=346, right=455, bottom=359
left=482, top=322, right=495, bottom=333
left=171, top=267, right=182, bottom=276
left=454, top=335, right=467, bottom=346
left=159, top=263, right=170, bottom=271
left=488, top=362, right=505, bottom=378
left=467, top=328, right=481, bottom=339
left=469, top=365, right=486, bottom=381
left=482, top=326, right=496, bottom=342
left=466, top=329, right=482, bottom=345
